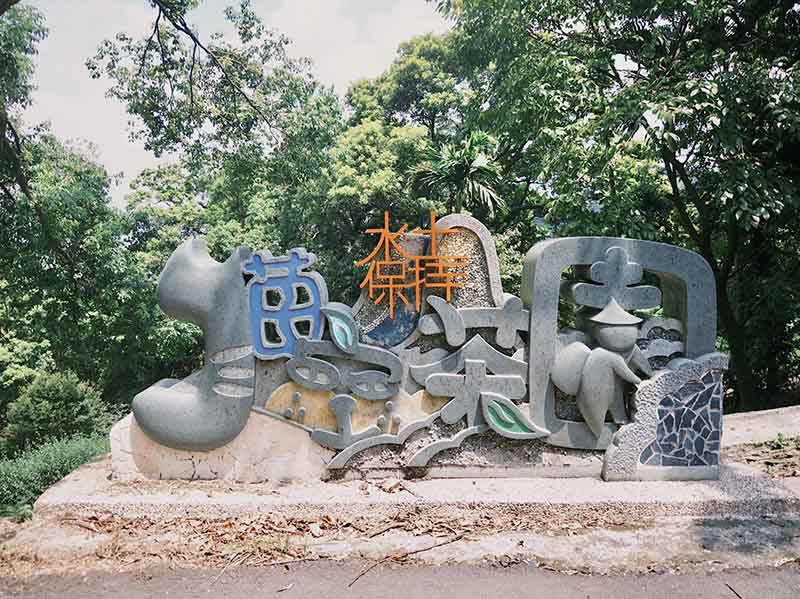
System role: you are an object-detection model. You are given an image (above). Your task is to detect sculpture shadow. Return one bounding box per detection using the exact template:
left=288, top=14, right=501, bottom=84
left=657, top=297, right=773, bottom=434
left=690, top=460, right=800, bottom=555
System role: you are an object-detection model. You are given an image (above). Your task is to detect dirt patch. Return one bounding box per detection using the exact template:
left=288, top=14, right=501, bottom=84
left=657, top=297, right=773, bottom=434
left=0, top=498, right=657, bottom=579
left=0, top=518, right=22, bottom=544
left=725, top=436, right=800, bottom=478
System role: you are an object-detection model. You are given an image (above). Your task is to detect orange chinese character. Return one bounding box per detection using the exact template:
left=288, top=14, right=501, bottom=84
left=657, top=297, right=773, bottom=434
left=357, top=211, right=468, bottom=319
left=410, top=211, right=469, bottom=307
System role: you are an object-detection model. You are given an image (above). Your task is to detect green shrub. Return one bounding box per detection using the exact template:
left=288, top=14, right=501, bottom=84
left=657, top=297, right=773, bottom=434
left=0, top=337, right=56, bottom=428
left=1, top=371, right=113, bottom=457
left=0, top=434, right=108, bottom=512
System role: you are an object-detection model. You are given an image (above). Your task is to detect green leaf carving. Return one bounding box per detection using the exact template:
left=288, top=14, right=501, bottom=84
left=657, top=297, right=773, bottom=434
left=480, top=392, right=549, bottom=439
left=330, top=317, right=354, bottom=353
left=321, top=303, right=358, bottom=354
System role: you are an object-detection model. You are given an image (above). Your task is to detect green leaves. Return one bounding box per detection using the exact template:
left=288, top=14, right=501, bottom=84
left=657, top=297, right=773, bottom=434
left=411, top=130, right=505, bottom=217
left=0, top=3, right=46, bottom=108
left=480, top=392, right=548, bottom=439
left=439, top=0, right=800, bottom=406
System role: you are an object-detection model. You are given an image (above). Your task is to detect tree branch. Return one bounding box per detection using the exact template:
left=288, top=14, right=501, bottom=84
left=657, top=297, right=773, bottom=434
left=138, top=8, right=161, bottom=77
left=0, top=109, right=84, bottom=291
left=720, top=204, right=739, bottom=283
left=188, top=42, right=197, bottom=118
left=658, top=145, right=706, bottom=253
left=0, top=182, right=15, bottom=205
left=154, top=10, right=175, bottom=99
left=149, top=0, right=273, bottom=128
left=0, top=0, right=21, bottom=18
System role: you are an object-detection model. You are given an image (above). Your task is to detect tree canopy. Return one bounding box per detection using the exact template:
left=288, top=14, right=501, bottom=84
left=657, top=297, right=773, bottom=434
left=0, top=0, right=798, bottom=456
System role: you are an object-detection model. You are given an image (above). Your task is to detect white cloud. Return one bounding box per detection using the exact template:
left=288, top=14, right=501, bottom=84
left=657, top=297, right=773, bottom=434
left=21, top=0, right=448, bottom=207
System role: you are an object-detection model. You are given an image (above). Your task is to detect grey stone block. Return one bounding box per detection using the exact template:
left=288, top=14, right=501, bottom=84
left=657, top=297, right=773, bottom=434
left=435, top=213, right=505, bottom=307
left=311, top=394, right=381, bottom=450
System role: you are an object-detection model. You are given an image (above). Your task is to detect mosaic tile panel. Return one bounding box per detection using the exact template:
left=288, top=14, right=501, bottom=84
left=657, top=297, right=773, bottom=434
left=640, top=370, right=723, bottom=467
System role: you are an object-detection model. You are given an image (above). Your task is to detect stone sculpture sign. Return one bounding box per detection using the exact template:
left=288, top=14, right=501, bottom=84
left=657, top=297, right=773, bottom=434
left=111, top=213, right=728, bottom=483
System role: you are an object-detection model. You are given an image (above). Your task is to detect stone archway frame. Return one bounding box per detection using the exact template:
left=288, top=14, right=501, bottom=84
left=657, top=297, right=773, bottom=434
left=521, top=237, right=717, bottom=450
left=433, top=213, right=506, bottom=309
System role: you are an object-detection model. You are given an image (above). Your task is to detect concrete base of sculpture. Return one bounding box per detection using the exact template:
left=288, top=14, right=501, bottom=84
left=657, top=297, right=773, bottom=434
left=110, top=412, right=333, bottom=483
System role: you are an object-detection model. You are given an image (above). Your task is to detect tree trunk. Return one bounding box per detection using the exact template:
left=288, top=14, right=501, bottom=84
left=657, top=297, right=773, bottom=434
left=0, top=0, right=22, bottom=18
left=716, top=277, right=760, bottom=412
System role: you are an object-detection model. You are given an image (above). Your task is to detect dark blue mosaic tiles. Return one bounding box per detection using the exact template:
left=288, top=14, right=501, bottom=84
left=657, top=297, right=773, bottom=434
left=639, top=370, right=723, bottom=467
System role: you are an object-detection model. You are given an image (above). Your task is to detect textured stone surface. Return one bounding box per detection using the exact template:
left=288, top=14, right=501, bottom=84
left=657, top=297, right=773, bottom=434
left=262, top=382, right=443, bottom=435
left=568, top=246, right=662, bottom=310
left=353, top=232, right=428, bottom=347
left=39, top=457, right=800, bottom=524
left=418, top=295, right=529, bottom=349
left=434, top=213, right=504, bottom=308
left=724, top=405, right=800, bottom=447
left=640, top=368, right=723, bottom=468
left=287, top=337, right=403, bottom=399
left=602, top=353, right=728, bottom=481
left=23, top=455, right=800, bottom=578
left=636, top=316, right=685, bottom=369
left=242, top=248, right=328, bottom=360
left=110, top=412, right=333, bottom=483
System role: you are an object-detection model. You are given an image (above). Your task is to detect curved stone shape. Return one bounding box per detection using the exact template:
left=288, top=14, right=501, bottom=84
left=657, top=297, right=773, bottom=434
left=421, top=296, right=466, bottom=346
left=568, top=247, right=662, bottom=310
left=480, top=392, right=549, bottom=439
left=406, top=425, right=488, bottom=467
left=410, top=335, right=528, bottom=386
left=242, top=248, right=328, bottom=360
left=287, top=337, right=403, bottom=400
left=435, top=213, right=504, bottom=307
left=325, top=412, right=442, bottom=469
left=397, top=346, right=452, bottom=395
left=352, top=232, right=428, bottom=348
left=417, top=295, right=529, bottom=349
left=637, top=316, right=685, bottom=366
left=602, top=353, right=728, bottom=481
left=577, top=347, right=642, bottom=437
left=521, top=237, right=717, bottom=450
left=311, top=394, right=381, bottom=450
left=550, top=341, right=590, bottom=396
left=322, top=302, right=358, bottom=354
left=353, top=214, right=502, bottom=349
left=425, top=359, right=526, bottom=427
left=132, top=239, right=256, bottom=451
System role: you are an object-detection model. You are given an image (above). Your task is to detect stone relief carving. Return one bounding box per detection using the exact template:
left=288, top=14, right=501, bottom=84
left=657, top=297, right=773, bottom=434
left=119, top=218, right=727, bottom=483
left=603, top=353, right=728, bottom=481
left=521, top=237, right=718, bottom=451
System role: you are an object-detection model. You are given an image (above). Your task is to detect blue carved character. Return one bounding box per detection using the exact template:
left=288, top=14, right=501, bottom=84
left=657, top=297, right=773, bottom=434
left=242, top=248, right=329, bottom=359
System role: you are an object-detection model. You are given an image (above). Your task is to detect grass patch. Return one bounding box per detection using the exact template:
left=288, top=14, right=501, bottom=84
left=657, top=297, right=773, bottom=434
left=0, top=434, right=108, bottom=519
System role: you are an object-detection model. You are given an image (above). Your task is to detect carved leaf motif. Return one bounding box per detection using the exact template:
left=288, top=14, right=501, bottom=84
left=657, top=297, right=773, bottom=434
left=480, top=392, right=548, bottom=439
left=330, top=317, right=355, bottom=353
left=321, top=303, right=358, bottom=354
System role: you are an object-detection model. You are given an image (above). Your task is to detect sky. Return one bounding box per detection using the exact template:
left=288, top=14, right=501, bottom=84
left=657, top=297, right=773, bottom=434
left=22, top=0, right=449, bottom=206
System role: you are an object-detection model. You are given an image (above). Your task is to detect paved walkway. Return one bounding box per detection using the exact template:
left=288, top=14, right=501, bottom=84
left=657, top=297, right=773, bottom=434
left=725, top=405, right=800, bottom=447
left=4, top=561, right=800, bottom=599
